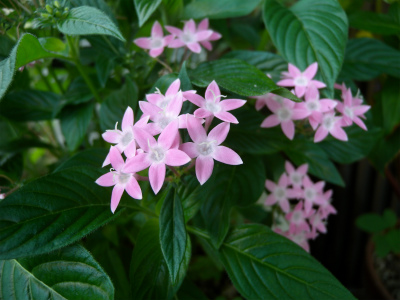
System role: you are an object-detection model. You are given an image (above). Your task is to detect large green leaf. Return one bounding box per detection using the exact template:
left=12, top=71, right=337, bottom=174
left=134, top=0, right=162, bottom=27
left=54, top=148, right=108, bottom=171
left=190, top=59, right=300, bottom=101
left=159, top=187, right=187, bottom=283
left=178, top=176, right=205, bottom=222
left=130, top=219, right=191, bottom=300
left=283, top=139, right=344, bottom=186
left=0, top=244, right=114, bottom=300
left=183, top=0, right=261, bottom=19
left=356, top=209, right=397, bottom=234
left=263, top=0, right=348, bottom=96
left=71, top=0, right=118, bottom=24
left=0, top=34, right=68, bottom=101
left=349, top=11, right=400, bottom=35
left=99, top=78, right=139, bottom=131
left=0, top=90, right=61, bottom=121
left=57, top=6, right=125, bottom=41
left=60, top=101, right=94, bottom=152
left=218, top=224, right=355, bottom=299
left=341, top=38, right=400, bottom=81
left=380, top=78, right=400, bottom=134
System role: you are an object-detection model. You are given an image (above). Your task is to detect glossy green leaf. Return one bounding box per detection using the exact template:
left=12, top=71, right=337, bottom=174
left=0, top=90, right=61, bottom=121
left=134, top=0, right=162, bottom=27
left=0, top=34, right=68, bottom=101
left=178, top=176, right=204, bottom=222
left=284, top=139, right=344, bottom=186
left=96, top=55, right=115, bottom=88
left=263, top=0, right=348, bottom=96
left=218, top=224, right=355, bottom=299
left=381, top=78, right=400, bottom=134
left=159, top=187, right=187, bottom=283
left=57, top=6, right=125, bottom=41
left=190, top=59, right=300, bottom=101
left=63, top=77, right=94, bottom=105
left=0, top=244, right=114, bottom=300
left=54, top=148, right=108, bottom=172
left=60, top=101, right=94, bottom=152
left=71, top=0, right=118, bottom=24
left=183, top=0, right=261, bottom=19
left=130, top=219, right=191, bottom=300
left=178, top=61, right=193, bottom=91
left=176, top=278, right=208, bottom=300
left=99, top=78, right=139, bottom=131
left=356, top=209, right=397, bottom=233
left=341, top=38, right=400, bottom=81
left=349, top=11, right=400, bottom=35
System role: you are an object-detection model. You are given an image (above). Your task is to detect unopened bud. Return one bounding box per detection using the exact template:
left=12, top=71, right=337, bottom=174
left=55, top=10, right=62, bottom=17
left=54, top=1, right=60, bottom=8
left=62, top=11, right=69, bottom=18
left=40, top=12, right=51, bottom=19
left=64, top=7, right=69, bottom=12
left=45, top=4, right=53, bottom=13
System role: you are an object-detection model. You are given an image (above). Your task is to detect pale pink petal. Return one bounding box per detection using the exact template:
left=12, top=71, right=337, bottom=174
left=152, top=21, right=163, bottom=38
left=180, top=142, right=199, bottom=158
left=291, top=109, right=309, bottom=120
left=122, top=107, right=134, bottom=131
left=319, top=99, right=337, bottom=112
left=285, top=161, right=295, bottom=174
left=158, top=120, right=179, bottom=150
left=280, top=198, right=290, bottom=213
left=165, top=149, right=190, bottom=166
left=309, top=117, right=320, bottom=130
left=196, top=156, right=214, bottom=185
left=278, top=173, right=288, bottom=186
left=208, top=122, right=230, bottom=145
left=213, top=146, right=243, bottom=165
left=185, top=93, right=205, bottom=107
left=109, top=146, right=125, bottom=171
left=95, top=172, right=115, bottom=187
left=220, top=99, right=246, bottom=111
left=102, top=150, right=111, bottom=167
left=102, top=130, right=121, bottom=143
left=265, top=99, right=281, bottom=113
left=195, top=30, right=213, bottom=41
left=304, top=200, right=312, bottom=214
left=134, top=37, right=152, bottom=49
left=166, top=92, right=183, bottom=116
left=124, top=141, right=137, bottom=158
left=310, top=80, right=326, bottom=89
left=163, top=35, right=174, bottom=46
left=200, top=41, right=212, bottom=51
left=354, top=105, right=370, bottom=115
left=135, top=115, right=150, bottom=129
left=168, top=39, right=186, bottom=48
left=277, top=79, right=295, bottom=87
left=184, top=19, right=196, bottom=33
left=265, top=180, right=276, bottom=192
left=295, top=85, right=306, bottom=98
left=255, top=98, right=266, bottom=111
left=305, top=85, right=319, bottom=101
left=132, top=127, right=157, bottom=151
left=205, top=80, right=221, bottom=102
left=261, top=115, right=280, bottom=128
left=149, top=163, right=166, bottom=194
left=187, top=42, right=202, bottom=53
left=124, top=153, right=151, bottom=173
left=194, top=108, right=213, bottom=118
left=353, top=117, right=367, bottom=130
left=165, top=25, right=182, bottom=36
left=146, top=93, right=163, bottom=105
left=214, top=111, right=238, bottom=123
left=303, top=62, right=318, bottom=80
left=265, top=194, right=277, bottom=205
left=111, top=184, right=124, bottom=213
left=198, top=18, right=209, bottom=31
left=166, top=79, right=181, bottom=97
left=330, top=125, right=348, bottom=141
left=288, top=63, right=301, bottom=76
left=314, top=127, right=329, bottom=143
left=187, top=115, right=207, bottom=143
left=209, top=31, right=221, bottom=41
left=149, top=48, right=164, bottom=58
left=297, top=164, right=308, bottom=175
left=303, top=176, right=313, bottom=188
left=125, top=177, right=142, bottom=199
left=139, top=101, right=162, bottom=119
left=315, top=181, right=325, bottom=191
left=281, top=121, right=295, bottom=140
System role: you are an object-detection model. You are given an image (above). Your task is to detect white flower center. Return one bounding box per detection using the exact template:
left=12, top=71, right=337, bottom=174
left=306, top=101, right=319, bottom=112
left=292, top=233, right=305, bottom=244
left=118, top=172, right=132, bottom=184
left=159, top=96, right=172, bottom=109
left=290, top=173, right=302, bottom=185
left=322, top=115, right=335, bottom=130
left=197, top=140, right=216, bottom=156
left=344, top=106, right=354, bottom=118
left=294, top=76, right=308, bottom=86
left=205, top=101, right=221, bottom=113
left=149, top=146, right=166, bottom=163
left=181, top=32, right=194, bottom=43
left=158, top=115, right=173, bottom=129
left=305, top=188, right=316, bottom=201
left=121, top=131, right=133, bottom=147
left=292, top=211, right=302, bottom=223
left=277, top=107, right=292, bottom=121
left=274, top=187, right=286, bottom=200
left=272, top=95, right=284, bottom=104
left=151, top=38, right=163, bottom=48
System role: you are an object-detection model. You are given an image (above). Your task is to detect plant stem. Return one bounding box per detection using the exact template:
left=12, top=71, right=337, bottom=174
left=154, top=56, right=173, bottom=73
left=186, top=226, right=211, bottom=240
left=36, top=66, right=55, bottom=92
left=48, top=67, right=65, bottom=93
left=0, top=174, right=14, bottom=184
left=168, top=166, right=180, bottom=177
left=66, top=35, right=102, bottom=103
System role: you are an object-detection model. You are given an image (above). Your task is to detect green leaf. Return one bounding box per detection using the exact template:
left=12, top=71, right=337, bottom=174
left=96, top=55, right=115, bottom=88
left=349, top=11, right=400, bottom=35
left=57, top=6, right=125, bottom=41
left=130, top=219, right=191, bottom=300
left=183, top=0, right=261, bottom=19
left=178, top=61, right=193, bottom=91
left=341, top=38, right=400, bottom=81
left=60, top=101, right=94, bottom=152
left=218, top=224, right=356, bottom=299
left=71, top=0, right=118, bottom=24
left=63, top=77, right=94, bottom=105
left=159, top=187, right=187, bottom=283
left=178, top=176, right=204, bottom=223
left=190, top=59, right=300, bottom=101
left=0, top=244, right=114, bottom=300
left=134, top=0, right=162, bottom=27
left=99, top=78, right=139, bottom=131
left=0, top=166, right=121, bottom=259
left=0, top=33, right=69, bottom=101
left=176, top=278, right=208, bottom=300
left=150, top=73, right=179, bottom=94
left=263, top=0, right=348, bottom=96
left=356, top=210, right=396, bottom=234
left=380, top=78, right=400, bottom=134
left=284, top=139, right=344, bottom=186
left=0, top=90, right=61, bottom=121
left=54, top=148, right=108, bottom=172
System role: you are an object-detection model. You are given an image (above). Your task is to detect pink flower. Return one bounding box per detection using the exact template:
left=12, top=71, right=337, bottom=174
left=251, top=93, right=281, bottom=111
left=309, top=211, right=327, bottom=237
left=278, top=62, right=326, bottom=98
left=180, top=116, right=242, bottom=185
left=261, top=97, right=309, bottom=140
left=295, top=86, right=337, bottom=130
left=96, top=147, right=142, bottom=213
left=265, top=174, right=296, bottom=213
left=125, top=120, right=190, bottom=194
left=314, top=112, right=348, bottom=142
left=285, top=161, right=308, bottom=188
left=197, top=18, right=221, bottom=51
left=301, top=176, right=325, bottom=214
left=134, top=21, right=173, bottom=57
left=102, top=107, right=149, bottom=159
left=286, top=202, right=311, bottom=234
left=166, top=19, right=213, bottom=53
left=336, top=87, right=370, bottom=130
left=185, top=80, right=246, bottom=124
left=318, top=189, right=337, bottom=219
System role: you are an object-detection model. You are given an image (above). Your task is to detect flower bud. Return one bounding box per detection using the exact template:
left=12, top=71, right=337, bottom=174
left=40, top=12, right=51, bottom=19
left=45, top=4, right=53, bottom=13
left=55, top=10, right=62, bottom=17
left=54, top=1, right=61, bottom=8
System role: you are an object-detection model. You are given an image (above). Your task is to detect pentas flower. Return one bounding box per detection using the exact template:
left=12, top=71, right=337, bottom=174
left=318, top=190, right=337, bottom=219
left=314, top=112, right=348, bottom=143
left=166, top=19, right=213, bottom=53
left=285, top=161, right=308, bottom=189
left=261, top=97, right=309, bottom=140
left=95, top=147, right=142, bottom=213
left=301, top=176, right=325, bottom=214
left=102, top=107, right=149, bottom=159
left=185, top=80, right=246, bottom=124
left=286, top=202, right=311, bottom=234
left=125, top=120, right=190, bottom=194
left=180, top=116, right=243, bottom=185
left=197, top=18, right=222, bottom=50
left=295, top=86, right=337, bottom=130
left=134, top=21, right=173, bottom=58
left=336, top=87, right=370, bottom=130
left=251, top=93, right=283, bottom=111
left=278, top=62, right=326, bottom=98
left=309, top=211, right=328, bottom=237
left=265, top=174, right=296, bottom=213
left=273, top=227, right=310, bottom=252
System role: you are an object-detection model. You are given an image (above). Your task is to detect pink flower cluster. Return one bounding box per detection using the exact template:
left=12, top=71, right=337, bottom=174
left=255, top=63, right=370, bottom=142
left=96, top=79, right=245, bottom=213
left=134, top=19, right=221, bottom=57
left=265, top=161, right=336, bottom=252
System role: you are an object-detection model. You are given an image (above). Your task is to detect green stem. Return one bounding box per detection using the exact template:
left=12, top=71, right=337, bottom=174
left=186, top=226, right=211, bottom=240
left=36, top=66, right=55, bottom=92
left=48, top=67, right=65, bottom=93
left=66, top=35, right=102, bottom=103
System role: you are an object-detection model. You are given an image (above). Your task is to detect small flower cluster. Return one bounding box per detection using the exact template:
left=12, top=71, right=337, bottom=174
left=134, top=19, right=221, bottom=57
left=254, top=63, right=371, bottom=142
left=96, top=79, right=245, bottom=212
left=265, top=161, right=336, bottom=252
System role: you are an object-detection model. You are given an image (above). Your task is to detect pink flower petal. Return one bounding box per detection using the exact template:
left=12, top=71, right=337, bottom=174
left=303, top=62, right=318, bottom=80
left=208, top=122, right=230, bottom=145
left=278, top=173, right=288, bottom=186
left=96, top=172, right=115, bottom=187
left=266, top=98, right=281, bottom=113
left=319, top=99, right=337, bottom=112
left=124, top=140, right=137, bottom=158
left=149, top=163, right=166, bottom=194
left=185, top=93, right=205, bottom=108
left=330, top=125, right=348, bottom=141
left=261, top=115, right=280, bottom=128
left=295, top=85, right=306, bottom=98
left=102, top=130, right=121, bottom=143
left=198, top=18, right=209, bottom=31
left=111, top=184, right=124, bottom=213
left=196, top=156, right=214, bottom=185
left=214, top=111, right=238, bottom=123
left=149, top=48, right=164, bottom=58
left=285, top=161, right=295, bottom=174
left=205, top=80, right=221, bottom=102
left=139, top=101, right=162, bottom=120
left=184, top=19, right=196, bottom=33
left=310, top=80, right=326, bottom=89
left=195, top=30, right=213, bottom=41
left=152, top=21, right=163, bottom=38
left=303, top=176, right=313, bottom=188
left=122, top=106, right=134, bottom=131
left=186, top=115, right=207, bottom=143
left=265, top=194, right=277, bottom=205
left=280, top=198, right=290, bottom=213
left=281, top=121, right=295, bottom=140
left=165, top=25, right=182, bottom=36
left=298, top=164, right=308, bottom=175
left=220, top=99, right=246, bottom=111
left=124, top=153, right=151, bottom=173
left=165, top=149, right=190, bottom=166
left=200, top=41, right=212, bottom=51
left=146, top=93, right=163, bottom=105
left=125, top=177, right=142, bottom=199
left=168, top=39, right=186, bottom=48
left=288, top=63, right=301, bottom=76
left=109, top=146, right=125, bottom=171
left=194, top=108, right=213, bottom=118
left=314, top=127, right=329, bottom=143
left=265, top=180, right=275, bottom=191
left=209, top=32, right=221, bottom=41
left=305, top=85, right=319, bottom=101
left=277, top=79, right=295, bottom=87
left=158, top=120, right=179, bottom=150
left=166, top=92, right=183, bottom=116
left=187, top=42, right=202, bottom=53
left=291, top=109, right=309, bottom=120
left=134, top=37, right=152, bottom=49
left=132, top=127, right=157, bottom=152
left=213, top=146, right=243, bottom=165
left=354, top=105, right=370, bottom=115
left=166, top=79, right=181, bottom=97
left=353, top=117, right=367, bottom=130
left=180, top=142, right=199, bottom=158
